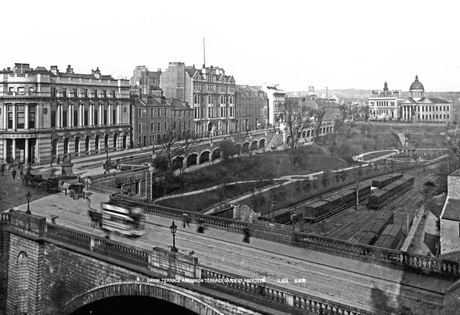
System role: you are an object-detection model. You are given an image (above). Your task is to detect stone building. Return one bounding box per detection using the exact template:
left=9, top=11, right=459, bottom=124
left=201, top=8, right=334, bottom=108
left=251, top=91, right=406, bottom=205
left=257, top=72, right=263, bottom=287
left=368, top=81, right=403, bottom=120
left=131, top=95, right=193, bottom=148
left=260, top=84, right=286, bottom=129
left=130, top=65, right=162, bottom=96
left=440, top=169, right=460, bottom=257
left=0, top=63, right=131, bottom=165
left=160, top=62, right=236, bottom=138
left=235, top=85, right=267, bottom=132
left=400, top=75, right=452, bottom=124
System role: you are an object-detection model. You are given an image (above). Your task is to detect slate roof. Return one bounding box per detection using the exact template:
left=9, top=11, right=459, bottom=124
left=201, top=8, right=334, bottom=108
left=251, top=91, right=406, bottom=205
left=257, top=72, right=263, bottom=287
left=442, top=199, right=460, bottom=221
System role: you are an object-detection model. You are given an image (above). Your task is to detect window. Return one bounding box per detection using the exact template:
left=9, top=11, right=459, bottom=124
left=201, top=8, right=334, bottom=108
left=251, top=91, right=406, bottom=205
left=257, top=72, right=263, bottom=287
left=164, top=108, right=167, bottom=117
left=7, top=105, right=13, bottom=129
left=150, top=108, right=154, bottom=117
left=63, top=110, right=68, bottom=127
left=151, top=123, right=154, bottom=132
left=94, top=109, right=98, bottom=125
left=73, top=89, right=78, bottom=97
left=84, top=89, right=88, bottom=98
left=74, top=110, right=78, bottom=126
left=51, top=110, right=56, bottom=128
left=84, top=110, right=88, bottom=126
left=29, top=105, right=36, bottom=129
left=164, top=122, right=167, bottom=131
left=138, top=123, right=142, bottom=133
left=104, top=109, right=107, bottom=125
left=62, top=89, right=67, bottom=98
left=17, top=87, right=25, bottom=95
left=158, top=122, right=161, bottom=132
left=138, top=108, right=142, bottom=118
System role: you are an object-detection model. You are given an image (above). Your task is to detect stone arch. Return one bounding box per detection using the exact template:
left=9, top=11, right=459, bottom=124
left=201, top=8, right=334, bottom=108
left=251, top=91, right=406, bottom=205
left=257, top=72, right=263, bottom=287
left=172, top=156, right=184, bottom=170
left=301, top=130, right=306, bottom=138
left=250, top=140, right=258, bottom=150
left=211, top=148, right=221, bottom=160
left=242, top=142, right=250, bottom=153
left=200, top=150, right=211, bottom=164
left=186, top=153, right=198, bottom=167
left=57, top=281, right=228, bottom=315
left=259, top=138, right=266, bottom=149
left=306, top=130, right=311, bottom=137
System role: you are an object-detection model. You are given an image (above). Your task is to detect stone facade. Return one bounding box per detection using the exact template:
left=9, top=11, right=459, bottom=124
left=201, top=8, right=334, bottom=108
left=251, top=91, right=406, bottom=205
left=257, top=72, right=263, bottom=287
left=440, top=170, right=460, bottom=255
left=0, top=63, right=131, bottom=165
left=235, top=85, right=267, bottom=132
left=160, top=62, right=236, bottom=138
left=368, top=82, right=402, bottom=121
left=260, top=84, right=286, bottom=129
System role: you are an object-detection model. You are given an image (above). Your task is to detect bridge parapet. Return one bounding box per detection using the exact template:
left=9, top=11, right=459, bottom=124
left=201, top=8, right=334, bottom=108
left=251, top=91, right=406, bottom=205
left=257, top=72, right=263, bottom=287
left=294, top=232, right=460, bottom=276
left=201, top=267, right=369, bottom=315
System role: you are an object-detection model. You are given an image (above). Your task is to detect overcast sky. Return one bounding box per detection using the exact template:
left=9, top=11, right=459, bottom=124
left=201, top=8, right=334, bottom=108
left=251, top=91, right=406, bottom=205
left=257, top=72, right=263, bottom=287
left=3, top=0, right=459, bottom=92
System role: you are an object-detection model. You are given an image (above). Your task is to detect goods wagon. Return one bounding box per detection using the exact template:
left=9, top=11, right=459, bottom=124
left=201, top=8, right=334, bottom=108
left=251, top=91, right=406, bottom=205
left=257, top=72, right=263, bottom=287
left=304, top=200, right=330, bottom=221
left=364, top=218, right=388, bottom=236
left=368, top=177, right=414, bottom=209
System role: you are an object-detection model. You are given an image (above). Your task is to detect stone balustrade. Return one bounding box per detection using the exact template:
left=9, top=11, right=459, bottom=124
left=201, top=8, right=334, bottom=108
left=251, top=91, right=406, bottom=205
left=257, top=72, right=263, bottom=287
left=200, top=267, right=369, bottom=315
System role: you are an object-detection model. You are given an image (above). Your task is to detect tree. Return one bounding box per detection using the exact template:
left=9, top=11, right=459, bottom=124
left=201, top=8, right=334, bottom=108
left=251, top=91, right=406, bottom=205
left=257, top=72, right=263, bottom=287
left=321, top=171, right=330, bottom=187
left=360, top=104, right=371, bottom=123
left=155, top=129, right=199, bottom=195
left=278, top=98, right=319, bottom=166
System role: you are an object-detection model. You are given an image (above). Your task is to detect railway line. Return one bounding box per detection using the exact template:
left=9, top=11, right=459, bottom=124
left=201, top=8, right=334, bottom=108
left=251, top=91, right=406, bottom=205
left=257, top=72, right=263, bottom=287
left=305, top=165, right=442, bottom=248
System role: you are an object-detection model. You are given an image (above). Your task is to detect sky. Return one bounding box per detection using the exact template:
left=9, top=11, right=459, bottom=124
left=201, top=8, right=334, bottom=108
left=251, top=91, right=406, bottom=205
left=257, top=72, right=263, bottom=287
left=3, top=0, right=460, bottom=92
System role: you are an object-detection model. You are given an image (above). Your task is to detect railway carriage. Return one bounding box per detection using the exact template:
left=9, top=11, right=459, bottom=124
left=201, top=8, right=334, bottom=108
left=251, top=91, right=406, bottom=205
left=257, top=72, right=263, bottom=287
left=368, top=177, right=414, bottom=209
left=355, top=230, right=379, bottom=246
left=374, top=224, right=403, bottom=249
left=371, top=173, right=403, bottom=189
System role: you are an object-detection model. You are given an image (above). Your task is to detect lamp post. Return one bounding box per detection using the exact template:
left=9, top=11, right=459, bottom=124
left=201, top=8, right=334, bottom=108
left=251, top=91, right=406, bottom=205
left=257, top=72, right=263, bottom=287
left=26, top=190, right=31, bottom=214
left=270, top=199, right=276, bottom=222
left=170, top=221, right=178, bottom=252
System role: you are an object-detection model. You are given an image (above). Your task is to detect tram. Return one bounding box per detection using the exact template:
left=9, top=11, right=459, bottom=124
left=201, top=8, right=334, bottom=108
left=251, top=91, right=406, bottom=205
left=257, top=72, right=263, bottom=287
left=99, top=200, right=146, bottom=237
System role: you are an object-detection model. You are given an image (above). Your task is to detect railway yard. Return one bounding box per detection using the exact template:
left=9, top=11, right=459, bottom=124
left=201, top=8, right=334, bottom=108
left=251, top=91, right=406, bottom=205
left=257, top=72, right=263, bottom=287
left=299, top=163, right=444, bottom=251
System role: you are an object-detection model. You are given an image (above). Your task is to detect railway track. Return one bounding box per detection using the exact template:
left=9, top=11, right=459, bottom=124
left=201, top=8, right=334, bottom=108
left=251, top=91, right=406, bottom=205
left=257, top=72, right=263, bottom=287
left=305, top=166, right=441, bottom=244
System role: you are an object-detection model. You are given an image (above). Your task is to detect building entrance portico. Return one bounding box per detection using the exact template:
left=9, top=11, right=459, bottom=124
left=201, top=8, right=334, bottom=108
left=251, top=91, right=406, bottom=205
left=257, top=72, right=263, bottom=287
left=3, top=137, right=37, bottom=164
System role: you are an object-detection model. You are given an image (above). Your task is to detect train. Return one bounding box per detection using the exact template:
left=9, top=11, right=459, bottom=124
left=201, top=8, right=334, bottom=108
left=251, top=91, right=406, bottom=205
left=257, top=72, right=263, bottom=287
left=89, top=200, right=146, bottom=237
left=373, top=223, right=404, bottom=250
left=354, top=210, right=394, bottom=246
left=368, top=176, right=414, bottom=209
left=300, top=185, right=371, bottom=222
left=371, top=173, right=403, bottom=189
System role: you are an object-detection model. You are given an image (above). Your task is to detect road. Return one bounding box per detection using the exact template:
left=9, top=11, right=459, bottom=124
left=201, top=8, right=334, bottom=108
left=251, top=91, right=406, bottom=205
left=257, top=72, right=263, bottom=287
left=13, top=190, right=450, bottom=314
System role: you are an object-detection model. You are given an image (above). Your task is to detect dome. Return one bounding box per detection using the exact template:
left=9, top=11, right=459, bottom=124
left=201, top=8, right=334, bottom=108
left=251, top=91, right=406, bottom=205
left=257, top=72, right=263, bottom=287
left=409, top=75, right=424, bottom=91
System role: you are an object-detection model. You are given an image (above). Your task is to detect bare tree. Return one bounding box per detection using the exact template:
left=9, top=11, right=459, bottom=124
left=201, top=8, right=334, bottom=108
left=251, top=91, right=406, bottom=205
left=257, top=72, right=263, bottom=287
left=154, top=129, right=199, bottom=195
left=278, top=98, right=318, bottom=166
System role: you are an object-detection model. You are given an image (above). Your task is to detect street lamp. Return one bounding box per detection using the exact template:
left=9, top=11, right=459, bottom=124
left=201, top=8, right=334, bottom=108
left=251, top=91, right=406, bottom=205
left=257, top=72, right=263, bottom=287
left=169, top=220, right=178, bottom=253
left=26, top=190, right=32, bottom=214
left=270, top=199, right=276, bottom=222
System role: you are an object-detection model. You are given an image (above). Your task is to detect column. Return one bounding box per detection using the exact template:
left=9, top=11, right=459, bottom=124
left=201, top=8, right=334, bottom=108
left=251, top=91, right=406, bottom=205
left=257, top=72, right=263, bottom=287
left=25, top=104, right=29, bottom=130
left=108, top=103, right=112, bottom=125
left=25, top=138, right=29, bottom=164
left=3, top=139, right=7, bottom=162
left=3, top=104, right=6, bottom=128
left=69, top=104, right=73, bottom=127
left=98, top=103, right=102, bottom=125
left=12, top=139, right=16, bottom=162
left=12, top=105, right=16, bottom=130
left=79, top=104, right=83, bottom=127
left=56, top=104, right=61, bottom=128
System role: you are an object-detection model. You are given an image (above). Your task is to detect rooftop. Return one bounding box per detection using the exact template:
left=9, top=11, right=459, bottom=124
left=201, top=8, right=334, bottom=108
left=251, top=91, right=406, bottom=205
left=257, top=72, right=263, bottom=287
left=441, top=199, right=460, bottom=221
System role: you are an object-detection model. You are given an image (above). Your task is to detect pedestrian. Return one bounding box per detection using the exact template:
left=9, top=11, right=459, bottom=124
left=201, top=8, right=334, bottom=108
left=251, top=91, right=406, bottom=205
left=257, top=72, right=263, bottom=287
left=196, top=218, right=205, bottom=233
left=1, top=163, right=4, bottom=176
left=182, top=213, right=190, bottom=228
left=242, top=227, right=251, bottom=244
left=12, top=168, right=17, bottom=180
left=20, top=169, right=23, bottom=180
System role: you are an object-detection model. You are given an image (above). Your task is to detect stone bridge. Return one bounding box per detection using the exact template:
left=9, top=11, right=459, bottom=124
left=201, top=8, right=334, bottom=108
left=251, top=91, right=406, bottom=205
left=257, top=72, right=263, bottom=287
left=3, top=205, right=460, bottom=315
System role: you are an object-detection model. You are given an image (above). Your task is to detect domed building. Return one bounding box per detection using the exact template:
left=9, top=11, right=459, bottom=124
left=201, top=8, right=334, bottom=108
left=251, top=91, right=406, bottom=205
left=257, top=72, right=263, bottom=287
left=399, top=75, right=451, bottom=124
